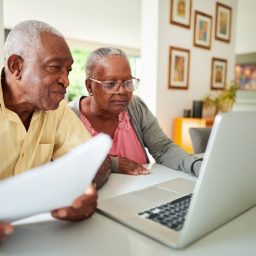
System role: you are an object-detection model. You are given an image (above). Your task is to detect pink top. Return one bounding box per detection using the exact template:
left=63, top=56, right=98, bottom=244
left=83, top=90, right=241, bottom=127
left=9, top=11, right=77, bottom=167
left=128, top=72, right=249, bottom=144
left=80, top=111, right=147, bottom=164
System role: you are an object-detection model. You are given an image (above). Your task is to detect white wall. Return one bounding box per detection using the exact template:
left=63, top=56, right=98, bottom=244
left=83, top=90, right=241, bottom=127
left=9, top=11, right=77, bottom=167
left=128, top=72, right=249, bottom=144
left=140, top=0, right=237, bottom=137
left=140, top=0, right=159, bottom=115
left=0, top=0, right=4, bottom=67
left=236, top=0, right=256, bottom=54
left=3, top=0, right=141, bottom=49
left=2, top=0, right=239, bottom=138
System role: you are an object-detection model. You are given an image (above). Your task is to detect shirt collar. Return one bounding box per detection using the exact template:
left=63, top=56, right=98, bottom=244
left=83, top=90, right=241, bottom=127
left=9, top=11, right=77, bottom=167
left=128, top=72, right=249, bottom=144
left=0, top=68, right=6, bottom=110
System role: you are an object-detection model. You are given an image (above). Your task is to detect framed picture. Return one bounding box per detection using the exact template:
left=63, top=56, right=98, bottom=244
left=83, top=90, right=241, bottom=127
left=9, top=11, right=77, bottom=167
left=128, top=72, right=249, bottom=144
left=168, top=46, right=190, bottom=89
left=211, top=58, right=227, bottom=90
left=193, top=11, right=212, bottom=49
left=170, top=0, right=192, bottom=28
left=215, top=2, right=232, bottom=43
left=235, top=64, right=256, bottom=91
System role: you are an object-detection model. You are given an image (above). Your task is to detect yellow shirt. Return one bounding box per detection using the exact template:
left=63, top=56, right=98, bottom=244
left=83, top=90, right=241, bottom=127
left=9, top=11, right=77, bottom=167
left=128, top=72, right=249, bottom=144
left=0, top=77, right=91, bottom=180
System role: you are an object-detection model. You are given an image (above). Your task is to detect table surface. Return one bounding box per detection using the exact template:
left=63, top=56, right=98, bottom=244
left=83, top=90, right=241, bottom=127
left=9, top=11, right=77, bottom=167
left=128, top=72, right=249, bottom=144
left=1, top=163, right=255, bottom=256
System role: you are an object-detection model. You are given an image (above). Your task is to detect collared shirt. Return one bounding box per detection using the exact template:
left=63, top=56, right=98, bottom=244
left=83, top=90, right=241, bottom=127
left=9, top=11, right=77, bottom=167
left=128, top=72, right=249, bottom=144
left=0, top=69, right=91, bottom=179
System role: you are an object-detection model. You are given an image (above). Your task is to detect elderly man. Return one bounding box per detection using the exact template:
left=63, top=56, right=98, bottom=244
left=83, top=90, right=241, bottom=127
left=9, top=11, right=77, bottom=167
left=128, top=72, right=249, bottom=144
left=0, top=20, right=110, bottom=241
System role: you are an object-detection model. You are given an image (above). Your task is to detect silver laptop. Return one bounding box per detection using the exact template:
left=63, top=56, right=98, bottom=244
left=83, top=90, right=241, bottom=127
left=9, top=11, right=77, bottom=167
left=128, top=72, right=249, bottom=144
left=0, top=133, right=111, bottom=222
left=97, top=111, right=256, bottom=249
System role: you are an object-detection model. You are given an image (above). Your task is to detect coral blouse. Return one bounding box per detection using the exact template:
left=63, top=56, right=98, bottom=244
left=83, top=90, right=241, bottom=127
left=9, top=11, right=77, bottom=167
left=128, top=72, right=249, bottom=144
left=80, top=111, right=147, bottom=164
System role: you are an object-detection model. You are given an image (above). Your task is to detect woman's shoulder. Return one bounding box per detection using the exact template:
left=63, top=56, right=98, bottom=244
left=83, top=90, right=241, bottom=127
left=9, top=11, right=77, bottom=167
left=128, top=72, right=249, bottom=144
left=129, top=95, right=150, bottom=114
left=68, top=96, right=87, bottom=117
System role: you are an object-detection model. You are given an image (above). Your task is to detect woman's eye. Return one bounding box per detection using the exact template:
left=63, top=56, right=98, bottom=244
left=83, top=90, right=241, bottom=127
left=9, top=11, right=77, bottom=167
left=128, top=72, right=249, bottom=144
left=105, top=82, right=116, bottom=89
left=124, top=80, right=133, bottom=87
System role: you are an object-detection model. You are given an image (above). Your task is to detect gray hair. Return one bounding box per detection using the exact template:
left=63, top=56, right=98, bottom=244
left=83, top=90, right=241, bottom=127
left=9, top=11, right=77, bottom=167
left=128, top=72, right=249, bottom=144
left=4, top=20, right=64, bottom=64
left=85, top=47, right=129, bottom=78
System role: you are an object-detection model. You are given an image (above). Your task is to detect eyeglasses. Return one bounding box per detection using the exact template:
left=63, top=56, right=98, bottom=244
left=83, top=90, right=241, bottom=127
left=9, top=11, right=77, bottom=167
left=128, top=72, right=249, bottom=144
left=88, top=77, right=140, bottom=94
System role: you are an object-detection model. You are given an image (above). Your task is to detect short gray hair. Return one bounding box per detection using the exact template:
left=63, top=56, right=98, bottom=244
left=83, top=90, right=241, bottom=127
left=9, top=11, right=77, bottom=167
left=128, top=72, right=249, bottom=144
left=85, top=47, right=129, bottom=78
left=4, top=20, right=64, bottom=64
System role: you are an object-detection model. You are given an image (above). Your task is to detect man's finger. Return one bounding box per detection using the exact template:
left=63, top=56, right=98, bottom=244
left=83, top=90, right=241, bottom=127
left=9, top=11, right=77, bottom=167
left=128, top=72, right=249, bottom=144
left=72, top=191, right=97, bottom=209
left=0, top=223, right=14, bottom=241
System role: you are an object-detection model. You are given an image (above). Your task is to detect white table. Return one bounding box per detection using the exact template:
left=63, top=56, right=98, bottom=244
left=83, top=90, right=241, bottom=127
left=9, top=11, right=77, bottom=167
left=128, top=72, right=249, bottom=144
left=1, top=164, right=256, bottom=255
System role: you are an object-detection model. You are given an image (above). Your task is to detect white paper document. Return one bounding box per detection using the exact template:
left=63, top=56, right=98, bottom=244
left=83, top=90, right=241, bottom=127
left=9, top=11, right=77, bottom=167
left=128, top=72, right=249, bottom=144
left=0, top=133, right=111, bottom=222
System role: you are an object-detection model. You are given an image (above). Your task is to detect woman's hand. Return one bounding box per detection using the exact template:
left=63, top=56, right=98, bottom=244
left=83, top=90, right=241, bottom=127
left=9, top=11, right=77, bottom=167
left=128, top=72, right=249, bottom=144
left=118, top=157, right=150, bottom=175
left=0, top=223, right=13, bottom=241
left=51, top=184, right=97, bottom=222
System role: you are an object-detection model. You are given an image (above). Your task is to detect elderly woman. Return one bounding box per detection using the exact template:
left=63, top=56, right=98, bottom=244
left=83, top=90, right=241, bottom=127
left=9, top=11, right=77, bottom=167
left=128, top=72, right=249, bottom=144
left=70, top=47, right=202, bottom=176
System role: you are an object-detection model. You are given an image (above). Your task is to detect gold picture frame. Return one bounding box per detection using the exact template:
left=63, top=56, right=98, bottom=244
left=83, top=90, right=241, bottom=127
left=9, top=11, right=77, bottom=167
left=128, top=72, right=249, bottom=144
left=168, top=46, right=190, bottom=90
left=193, top=11, right=212, bottom=49
left=211, top=58, right=227, bottom=90
left=215, top=2, right=232, bottom=43
left=170, top=0, right=192, bottom=29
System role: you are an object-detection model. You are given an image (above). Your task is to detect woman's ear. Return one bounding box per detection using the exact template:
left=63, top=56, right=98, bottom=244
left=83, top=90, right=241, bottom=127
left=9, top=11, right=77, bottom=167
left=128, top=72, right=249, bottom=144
left=7, top=55, right=24, bottom=80
left=85, top=79, right=93, bottom=95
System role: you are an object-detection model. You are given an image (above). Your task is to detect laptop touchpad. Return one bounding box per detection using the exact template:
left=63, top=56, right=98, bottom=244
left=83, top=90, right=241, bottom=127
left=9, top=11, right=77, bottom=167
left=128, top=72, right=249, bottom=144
left=134, top=187, right=178, bottom=202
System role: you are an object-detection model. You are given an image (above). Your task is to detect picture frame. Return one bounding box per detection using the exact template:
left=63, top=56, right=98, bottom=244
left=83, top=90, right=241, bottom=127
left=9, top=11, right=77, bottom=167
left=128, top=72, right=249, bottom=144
left=170, top=0, right=192, bottom=29
left=211, top=58, right=227, bottom=90
left=168, top=46, right=190, bottom=90
left=193, top=11, right=212, bottom=49
left=235, top=64, right=256, bottom=91
left=215, top=2, right=232, bottom=43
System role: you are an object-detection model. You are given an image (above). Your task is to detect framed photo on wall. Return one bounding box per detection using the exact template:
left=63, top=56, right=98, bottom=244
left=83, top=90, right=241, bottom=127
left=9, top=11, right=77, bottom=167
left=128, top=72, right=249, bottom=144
left=211, top=58, right=227, bottom=90
left=170, top=0, right=192, bottom=28
left=193, top=11, right=212, bottom=49
left=168, top=46, right=190, bottom=89
left=215, top=2, right=232, bottom=43
left=235, top=64, right=256, bottom=91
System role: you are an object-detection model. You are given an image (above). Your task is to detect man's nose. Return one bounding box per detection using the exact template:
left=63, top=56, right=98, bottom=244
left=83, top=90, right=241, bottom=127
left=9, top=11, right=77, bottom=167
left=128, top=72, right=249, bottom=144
left=58, top=70, right=70, bottom=88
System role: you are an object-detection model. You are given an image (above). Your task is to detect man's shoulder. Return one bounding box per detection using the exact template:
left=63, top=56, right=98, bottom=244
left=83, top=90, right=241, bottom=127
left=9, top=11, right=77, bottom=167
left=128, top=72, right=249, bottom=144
left=48, top=100, right=69, bottom=115
left=44, top=100, right=76, bottom=122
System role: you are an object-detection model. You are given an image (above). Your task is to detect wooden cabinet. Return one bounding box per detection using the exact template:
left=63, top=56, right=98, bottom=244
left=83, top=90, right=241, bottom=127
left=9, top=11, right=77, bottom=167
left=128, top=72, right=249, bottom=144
left=173, top=118, right=214, bottom=153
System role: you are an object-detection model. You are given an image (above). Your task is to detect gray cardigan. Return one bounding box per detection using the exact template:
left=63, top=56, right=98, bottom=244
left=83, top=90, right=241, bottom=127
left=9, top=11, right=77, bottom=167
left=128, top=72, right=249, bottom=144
left=69, top=96, right=203, bottom=176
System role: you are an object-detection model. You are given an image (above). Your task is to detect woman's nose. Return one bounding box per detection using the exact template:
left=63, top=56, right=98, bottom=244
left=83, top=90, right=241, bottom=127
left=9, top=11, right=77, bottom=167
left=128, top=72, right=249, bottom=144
left=115, top=82, right=126, bottom=93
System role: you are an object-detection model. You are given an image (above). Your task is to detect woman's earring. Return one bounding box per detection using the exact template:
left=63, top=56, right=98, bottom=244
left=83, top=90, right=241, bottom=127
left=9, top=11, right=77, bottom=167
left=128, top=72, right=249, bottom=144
left=89, top=91, right=93, bottom=96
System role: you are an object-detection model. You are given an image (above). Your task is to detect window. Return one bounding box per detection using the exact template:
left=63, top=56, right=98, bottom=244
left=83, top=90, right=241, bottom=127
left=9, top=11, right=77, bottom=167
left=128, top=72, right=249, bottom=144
left=67, top=48, right=141, bottom=101
left=67, top=48, right=90, bottom=101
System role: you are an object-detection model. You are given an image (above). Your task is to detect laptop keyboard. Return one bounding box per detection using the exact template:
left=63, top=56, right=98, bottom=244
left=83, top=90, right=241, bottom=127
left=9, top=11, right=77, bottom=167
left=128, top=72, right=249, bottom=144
left=138, top=194, right=192, bottom=231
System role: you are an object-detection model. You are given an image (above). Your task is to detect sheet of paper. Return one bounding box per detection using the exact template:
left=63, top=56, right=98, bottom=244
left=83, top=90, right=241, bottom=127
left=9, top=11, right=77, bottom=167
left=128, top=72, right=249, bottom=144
left=0, top=133, right=111, bottom=222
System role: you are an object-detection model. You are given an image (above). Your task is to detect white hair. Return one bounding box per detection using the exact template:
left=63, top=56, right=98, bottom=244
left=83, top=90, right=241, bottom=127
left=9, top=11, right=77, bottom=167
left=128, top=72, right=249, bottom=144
left=85, top=47, right=129, bottom=78
left=4, top=20, right=64, bottom=65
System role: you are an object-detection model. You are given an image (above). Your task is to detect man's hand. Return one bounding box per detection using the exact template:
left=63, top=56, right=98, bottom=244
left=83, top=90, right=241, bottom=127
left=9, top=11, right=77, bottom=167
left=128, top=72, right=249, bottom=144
left=51, top=184, right=97, bottom=222
left=93, top=156, right=111, bottom=189
left=118, top=157, right=150, bottom=175
left=0, top=223, right=13, bottom=241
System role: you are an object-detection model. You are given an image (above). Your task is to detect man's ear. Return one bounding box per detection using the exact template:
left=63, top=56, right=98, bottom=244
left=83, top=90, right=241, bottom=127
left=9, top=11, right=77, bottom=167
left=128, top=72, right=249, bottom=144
left=7, top=55, right=24, bottom=80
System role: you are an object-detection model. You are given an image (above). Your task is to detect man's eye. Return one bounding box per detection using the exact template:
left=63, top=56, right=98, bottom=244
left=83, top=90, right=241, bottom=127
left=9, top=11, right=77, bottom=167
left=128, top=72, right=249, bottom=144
left=49, top=65, right=61, bottom=70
